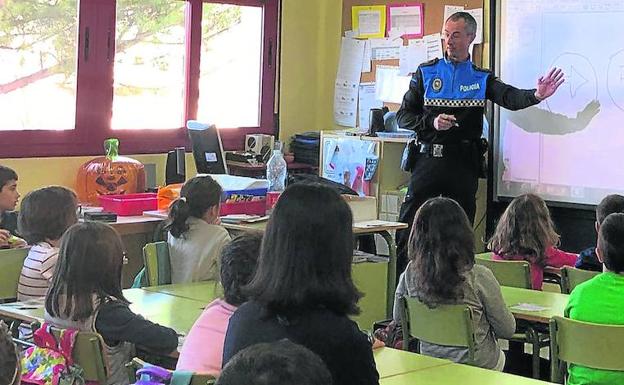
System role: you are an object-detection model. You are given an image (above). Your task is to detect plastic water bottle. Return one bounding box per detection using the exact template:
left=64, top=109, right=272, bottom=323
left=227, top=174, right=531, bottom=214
left=266, top=141, right=287, bottom=192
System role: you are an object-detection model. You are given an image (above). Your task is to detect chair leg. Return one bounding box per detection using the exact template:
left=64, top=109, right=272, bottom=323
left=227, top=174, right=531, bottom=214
left=526, top=327, right=541, bottom=379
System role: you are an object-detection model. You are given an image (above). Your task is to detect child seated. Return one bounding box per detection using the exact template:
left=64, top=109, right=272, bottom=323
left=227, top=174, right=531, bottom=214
left=166, top=176, right=231, bottom=283
left=45, top=222, right=178, bottom=385
left=0, top=165, right=25, bottom=248
left=488, top=193, right=577, bottom=290
left=176, top=233, right=262, bottom=375
left=17, top=186, right=78, bottom=300
left=0, top=320, right=20, bottom=385
left=565, top=212, right=624, bottom=385
left=394, top=197, right=515, bottom=371
left=576, top=194, right=624, bottom=271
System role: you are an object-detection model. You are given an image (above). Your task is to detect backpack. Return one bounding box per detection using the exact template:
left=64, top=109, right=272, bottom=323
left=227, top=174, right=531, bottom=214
left=20, top=323, right=89, bottom=385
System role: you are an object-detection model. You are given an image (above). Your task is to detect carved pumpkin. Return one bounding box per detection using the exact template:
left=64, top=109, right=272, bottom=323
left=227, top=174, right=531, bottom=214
left=76, top=138, right=146, bottom=205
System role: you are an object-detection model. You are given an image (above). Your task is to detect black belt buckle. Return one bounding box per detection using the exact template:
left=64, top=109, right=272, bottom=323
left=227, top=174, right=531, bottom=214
left=432, top=144, right=443, bottom=158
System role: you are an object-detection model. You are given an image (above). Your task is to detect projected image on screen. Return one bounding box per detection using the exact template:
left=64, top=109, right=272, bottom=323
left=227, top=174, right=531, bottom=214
left=495, top=0, right=624, bottom=205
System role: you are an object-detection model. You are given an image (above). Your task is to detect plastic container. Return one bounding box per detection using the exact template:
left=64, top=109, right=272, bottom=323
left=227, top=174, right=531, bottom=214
left=98, top=193, right=158, bottom=216
left=220, top=188, right=267, bottom=216
left=266, top=142, right=287, bottom=192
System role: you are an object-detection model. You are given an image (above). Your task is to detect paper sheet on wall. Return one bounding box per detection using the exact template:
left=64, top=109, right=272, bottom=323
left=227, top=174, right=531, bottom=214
left=424, top=33, right=443, bottom=60
left=442, top=5, right=464, bottom=36
left=465, top=8, right=484, bottom=44
left=334, top=79, right=359, bottom=127
left=352, top=5, right=387, bottom=39
left=369, top=37, right=402, bottom=61
left=358, top=82, right=384, bottom=129
left=399, top=39, right=427, bottom=76
left=337, top=37, right=366, bottom=83
left=375, top=65, right=411, bottom=104
left=362, top=40, right=372, bottom=73
left=388, top=4, right=424, bottom=38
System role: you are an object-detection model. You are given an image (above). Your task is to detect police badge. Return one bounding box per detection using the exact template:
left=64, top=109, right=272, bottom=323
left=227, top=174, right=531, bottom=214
left=432, top=78, right=442, bottom=92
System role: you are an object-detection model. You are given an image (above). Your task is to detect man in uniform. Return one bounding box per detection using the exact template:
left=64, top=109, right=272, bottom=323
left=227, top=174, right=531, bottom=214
left=395, top=12, right=564, bottom=274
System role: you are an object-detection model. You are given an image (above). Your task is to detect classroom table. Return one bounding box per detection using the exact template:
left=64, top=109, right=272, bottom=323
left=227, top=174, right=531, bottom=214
left=143, top=281, right=223, bottom=302
left=380, top=361, right=557, bottom=384
left=0, top=289, right=206, bottom=335
left=501, top=286, right=569, bottom=324
left=373, top=347, right=451, bottom=379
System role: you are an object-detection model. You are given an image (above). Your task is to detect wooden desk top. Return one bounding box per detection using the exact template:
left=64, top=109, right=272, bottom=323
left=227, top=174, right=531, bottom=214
left=373, top=347, right=451, bottom=379
left=143, top=282, right=223, bottom=303
left=380, top=361, right=557, bottom=384
left=501, top=286, right=569, bottom=324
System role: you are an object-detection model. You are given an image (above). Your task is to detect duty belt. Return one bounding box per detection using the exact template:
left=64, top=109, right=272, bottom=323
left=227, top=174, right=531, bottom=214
left=418, top=140, right=476, bottom=158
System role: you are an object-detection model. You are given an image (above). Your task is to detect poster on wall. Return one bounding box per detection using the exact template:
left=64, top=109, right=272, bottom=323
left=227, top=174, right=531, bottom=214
left=322, top=137, right=378, bottom=196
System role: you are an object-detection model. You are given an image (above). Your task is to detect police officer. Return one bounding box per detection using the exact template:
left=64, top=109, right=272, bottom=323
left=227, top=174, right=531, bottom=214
left=395, top=11, right=564, bottom=275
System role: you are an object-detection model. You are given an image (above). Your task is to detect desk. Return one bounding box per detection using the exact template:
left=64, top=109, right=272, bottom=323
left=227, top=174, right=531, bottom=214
left=380, top=361, right=557, bottom=384
left=373, top=347, right=451, bottom=379
left=143, top=282, right=223, bottom=303
left=501, top=286, right=568, bottom=324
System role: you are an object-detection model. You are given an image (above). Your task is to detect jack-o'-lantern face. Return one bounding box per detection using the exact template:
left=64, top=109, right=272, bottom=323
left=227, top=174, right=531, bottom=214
left=94, top=164, right=129, bottom=195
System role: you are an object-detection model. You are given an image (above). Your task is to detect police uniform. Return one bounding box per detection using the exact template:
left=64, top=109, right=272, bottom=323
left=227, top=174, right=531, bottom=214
left=395, top=56, right=541, bottom=274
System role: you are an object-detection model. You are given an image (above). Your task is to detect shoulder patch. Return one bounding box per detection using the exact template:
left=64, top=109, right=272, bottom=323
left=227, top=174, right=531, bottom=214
left=420, top=58, right=439, bottom=68
left=472, top=63, right=492, bottom=74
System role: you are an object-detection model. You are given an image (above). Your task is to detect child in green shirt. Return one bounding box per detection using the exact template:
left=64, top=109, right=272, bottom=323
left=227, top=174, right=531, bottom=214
left=565, top=212, right=624, bottom=385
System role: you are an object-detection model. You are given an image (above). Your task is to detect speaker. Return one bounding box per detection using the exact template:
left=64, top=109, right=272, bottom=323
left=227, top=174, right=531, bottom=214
left=245, top=134, right=274, bottom=163
left=166, top=147, right=186, bottom=185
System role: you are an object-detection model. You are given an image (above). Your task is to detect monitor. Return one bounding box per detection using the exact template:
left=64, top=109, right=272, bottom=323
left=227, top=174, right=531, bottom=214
left=187, top=120, right=228, bottom=175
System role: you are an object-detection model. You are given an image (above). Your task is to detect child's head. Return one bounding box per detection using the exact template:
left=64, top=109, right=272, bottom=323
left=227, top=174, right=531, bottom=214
left=596, top=213, right=624, bottom=274
left=0, top=321, right=20, bottom=385
left=0, top=165, right=19, bottom=213
left=596, top=194, right=624, bottom=227
left=46, top=222, right=128, bottom=321
left=216, top=340, right=332, bottom=385
left=246, top=183, right=361, bottom=316
left=167, top=176, right=222, bottom=238
left=409, top=197, right=474, bottom=307
left=17, top=186, right=78, bottom=245
left=220, top=233, right=262, bottom=306
left=487, top=193, right=559, bottom=266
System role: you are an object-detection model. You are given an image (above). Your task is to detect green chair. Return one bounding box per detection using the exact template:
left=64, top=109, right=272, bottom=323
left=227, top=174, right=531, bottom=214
left=142, top=241, right=172, bottom=287
left=474, top=255, right=548, bottom=379
left=126, top=357, right=216, bottom=385
left=560, top=266, right=599, bottom=294
left=0, top=247, right=29, bottom=302
left=16, top=322, right=109, bottom=383
left=400, top=296, right=476, bottom=363
left=549, top=316, right=624, bottom=383
left=474, top=257, right=532, bottom=289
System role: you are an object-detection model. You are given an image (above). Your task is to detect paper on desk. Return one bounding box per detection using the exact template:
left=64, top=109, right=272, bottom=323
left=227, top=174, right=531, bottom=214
left=509, top=303, right=549, bottom=312
left=204, top=174, right=269, bottom=191
left=358, top=82, right=384, bottom=129
left=353, top=220, right=404, bottom=229
left=399, top=39, right=427, bottom=76
left=424, top=33, right=443, bottom=60
left=375, top=65, right=411, bottom=104
left=334, top=78, right=359, bottom=127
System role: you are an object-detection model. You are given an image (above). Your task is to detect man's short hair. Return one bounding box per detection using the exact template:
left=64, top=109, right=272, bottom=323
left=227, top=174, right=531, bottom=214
left=598, top=213, right=624, bottom=273
left=596, top=194, right=624, bottom=224
left=217, top=340, right=332, bottom=385
left=0, top=165, right=17, bottom=191
left=446, top=11, right=477, bottom=36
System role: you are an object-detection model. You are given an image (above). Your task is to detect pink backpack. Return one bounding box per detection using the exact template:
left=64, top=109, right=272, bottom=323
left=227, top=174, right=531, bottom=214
left=21, top=323, right=94, bottom=385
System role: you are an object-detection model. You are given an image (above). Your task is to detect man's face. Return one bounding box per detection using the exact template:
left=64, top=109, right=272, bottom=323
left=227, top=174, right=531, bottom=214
left=0, top=180, right=19, bottom=212
left=443, top=18, right=474, bottom=61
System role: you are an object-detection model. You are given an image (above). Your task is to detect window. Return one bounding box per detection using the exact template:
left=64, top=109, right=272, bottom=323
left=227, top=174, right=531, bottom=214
left=0, top=0, right=278, bottom=157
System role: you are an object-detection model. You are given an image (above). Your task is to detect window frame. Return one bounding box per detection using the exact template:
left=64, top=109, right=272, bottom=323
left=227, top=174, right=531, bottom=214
left=0, top=0, right=278, bottom=158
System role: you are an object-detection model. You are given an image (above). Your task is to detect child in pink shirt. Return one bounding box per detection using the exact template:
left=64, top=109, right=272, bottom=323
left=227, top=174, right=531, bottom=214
left=488, top=193, right=577, bottom=290
left=176, top=233, right=261, bottom=375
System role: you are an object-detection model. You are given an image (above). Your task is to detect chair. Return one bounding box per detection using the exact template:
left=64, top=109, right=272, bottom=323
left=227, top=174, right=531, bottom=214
left=0, top=247, right=29, bottom=302
left=126, top=357, right=216, bottom=385
left=474, top=257, right=532, bottom=289
left=549, top=316, right=624, bottom=383
left=475, top=251, right=493, bottom=260
left=400, top=296, right=476, bottom=363
left=474, top=256, right=548, bottom=378
left=16, top=322, right=108, bottom=384
left=560, top=266, right=599, bottom=294
left=142, top=241, right=172, bottom=287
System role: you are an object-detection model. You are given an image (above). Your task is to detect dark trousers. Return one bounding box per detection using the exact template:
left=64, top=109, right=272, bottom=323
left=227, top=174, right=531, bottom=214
left=396, top=149, right=480, bottom=278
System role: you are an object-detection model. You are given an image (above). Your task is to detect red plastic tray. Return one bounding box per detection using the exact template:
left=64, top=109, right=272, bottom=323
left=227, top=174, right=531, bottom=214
left=98, top=193, right=158, bottom=216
